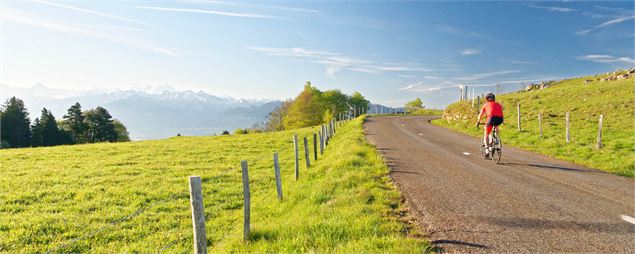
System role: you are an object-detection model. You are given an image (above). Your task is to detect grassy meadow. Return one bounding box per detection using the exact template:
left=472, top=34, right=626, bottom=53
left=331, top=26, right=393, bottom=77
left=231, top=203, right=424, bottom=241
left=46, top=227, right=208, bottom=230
left=434, top=75, right=634, bottom=177
left=0, top=117, right=429, bottom=252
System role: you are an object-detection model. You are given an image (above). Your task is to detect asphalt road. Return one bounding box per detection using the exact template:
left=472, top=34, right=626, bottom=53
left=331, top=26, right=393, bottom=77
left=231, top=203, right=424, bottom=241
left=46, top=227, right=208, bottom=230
left=363, top=115, right=634, bottom=253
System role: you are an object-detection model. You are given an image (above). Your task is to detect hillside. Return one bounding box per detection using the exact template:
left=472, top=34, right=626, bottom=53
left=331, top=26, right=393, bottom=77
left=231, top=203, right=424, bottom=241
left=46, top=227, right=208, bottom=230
left=434, top=70, right=634, bottom=177
left=0, top=117, right=429, bottom=252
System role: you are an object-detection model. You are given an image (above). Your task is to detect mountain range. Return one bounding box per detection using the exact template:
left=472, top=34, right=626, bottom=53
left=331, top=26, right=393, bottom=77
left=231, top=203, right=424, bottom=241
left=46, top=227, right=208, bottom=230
left=0, top=84, right=281, bottom=140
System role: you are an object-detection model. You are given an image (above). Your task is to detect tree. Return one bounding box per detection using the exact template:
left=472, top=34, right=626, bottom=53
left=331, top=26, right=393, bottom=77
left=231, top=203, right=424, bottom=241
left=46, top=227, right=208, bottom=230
left=64, top=102, right=86, bottom=143
left=222, top=130, right=230, bottom=135
left=283, top=82, right=324, bottom=129
left=0, top=97, right=32, bottom=148
left=84, top=106, right=117, bottom=143
left=321, top=90, right=349, bottom=120
left=264, top=100, right=292, bottom=131
left=404, top=98, right=424, bottom=113
left=348, top=92, right=369, bottom=114
left=113, top=120, right=130, bottom=142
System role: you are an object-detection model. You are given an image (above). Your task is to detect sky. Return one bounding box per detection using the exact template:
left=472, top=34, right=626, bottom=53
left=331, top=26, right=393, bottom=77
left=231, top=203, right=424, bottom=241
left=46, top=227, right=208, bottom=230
left=1, top=0, right=633, bottom=108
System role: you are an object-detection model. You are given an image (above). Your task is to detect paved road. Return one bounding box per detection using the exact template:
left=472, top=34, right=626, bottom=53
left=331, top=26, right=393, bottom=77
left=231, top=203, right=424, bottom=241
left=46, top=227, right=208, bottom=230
left=364, top=115, right=634, bottom=253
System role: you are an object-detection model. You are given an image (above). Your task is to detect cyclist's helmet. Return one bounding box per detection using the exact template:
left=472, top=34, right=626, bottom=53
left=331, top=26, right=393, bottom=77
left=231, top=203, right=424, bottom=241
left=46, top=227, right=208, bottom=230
left=486, top=93, right=496, bottom=101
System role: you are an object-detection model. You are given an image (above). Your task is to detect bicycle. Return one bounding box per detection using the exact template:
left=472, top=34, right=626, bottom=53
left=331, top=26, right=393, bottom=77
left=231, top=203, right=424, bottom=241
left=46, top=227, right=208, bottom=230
left=476, top=123, right=502, bottom=164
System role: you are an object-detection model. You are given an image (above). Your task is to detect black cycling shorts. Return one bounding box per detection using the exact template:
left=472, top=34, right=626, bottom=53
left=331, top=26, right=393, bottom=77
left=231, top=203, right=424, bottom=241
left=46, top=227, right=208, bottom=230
left=486, top=116, right=504, bottom=126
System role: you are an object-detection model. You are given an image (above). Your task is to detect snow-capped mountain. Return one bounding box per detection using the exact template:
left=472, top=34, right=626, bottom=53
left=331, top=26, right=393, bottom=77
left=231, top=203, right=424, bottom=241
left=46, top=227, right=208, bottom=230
left=0, top=84, right=281, bottom=140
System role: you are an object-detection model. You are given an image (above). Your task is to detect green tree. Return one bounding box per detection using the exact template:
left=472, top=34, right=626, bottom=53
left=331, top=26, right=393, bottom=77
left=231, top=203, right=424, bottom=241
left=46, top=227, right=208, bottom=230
left=63, top=102, right=86, bottom=143
left=113, top=120, right=130, bottom=142
left=348, top=92, right=369, bottom=115
left=283, top=82, right=324, bottom=129
left=321, top=90, right=350, bottom=120
left=405, top=98, right=424, bottom=113
left=0, top=97, right=32, bottom=148
left=84, top=106, right=117, bottom=143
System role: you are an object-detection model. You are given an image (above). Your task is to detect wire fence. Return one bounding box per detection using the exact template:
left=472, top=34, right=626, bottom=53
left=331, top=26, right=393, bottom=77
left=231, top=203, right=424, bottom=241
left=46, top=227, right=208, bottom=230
left=44, top=111, right=364, bottom=253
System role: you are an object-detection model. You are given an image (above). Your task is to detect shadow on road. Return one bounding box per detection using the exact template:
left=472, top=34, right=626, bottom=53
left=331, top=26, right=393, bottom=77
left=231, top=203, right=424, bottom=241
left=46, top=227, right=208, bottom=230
left=499, top=162, right=598, bottom=173
left=482, top=217, right=635, bottom=234
left=431, top=239, right=489, bottom=252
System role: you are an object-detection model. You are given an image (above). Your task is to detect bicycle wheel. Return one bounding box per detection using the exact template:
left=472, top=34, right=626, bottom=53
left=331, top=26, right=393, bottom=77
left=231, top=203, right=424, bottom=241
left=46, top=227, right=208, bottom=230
left=491, top=137, right=502, bottom=164
left=480, top=144, right=487, bottom=158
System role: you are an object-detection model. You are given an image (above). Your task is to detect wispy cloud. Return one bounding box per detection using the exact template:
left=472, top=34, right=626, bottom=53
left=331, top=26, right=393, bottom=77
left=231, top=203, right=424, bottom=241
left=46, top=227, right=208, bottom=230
left=456, top=70, right=521, bottom=81
left=503, top=59, right=535, bottom=65
left=461, top=48, right=481, bottom=56
left=436, top=25, right=485, bottom=38
left=178, top=0, right=320, bottom=14
left=1, top=7, right=179, bottom=57
left=132, top=6, right=285, bottom=20
left=248, top=46, right=437, bottom=77
left=576, top=15, right=635, bottom=36
left=35, top=0, right=155, bottom=27
left=529, top=5, right=576, bottom=13
left=577, top=54, right=635, bottom=64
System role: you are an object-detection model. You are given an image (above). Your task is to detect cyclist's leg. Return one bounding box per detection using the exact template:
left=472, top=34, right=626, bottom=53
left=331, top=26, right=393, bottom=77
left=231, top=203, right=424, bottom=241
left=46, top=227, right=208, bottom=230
left=484, top=123, right=493, bottom=148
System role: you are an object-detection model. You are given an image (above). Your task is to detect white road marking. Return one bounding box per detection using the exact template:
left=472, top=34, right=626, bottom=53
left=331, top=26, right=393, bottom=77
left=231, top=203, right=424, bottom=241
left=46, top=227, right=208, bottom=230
left=620, top=215, right=635, bottom=224
left=401, top=124, right=405, bottom=127
left=462, top=152, right=471, bottom=156
left=418, top=133, right=423, bottom=136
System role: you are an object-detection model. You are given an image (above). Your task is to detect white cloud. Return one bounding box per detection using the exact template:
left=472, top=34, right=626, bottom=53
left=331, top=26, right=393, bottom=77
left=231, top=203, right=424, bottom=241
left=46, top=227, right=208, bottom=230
left=529, top=5, right=577, bottom=13
left=398, top=82, right=424, bottom=91
left=0, top=7, right=180, bottom=57
left=436, top=25, right=485, bottom=38
left=247, top=46, right=437, bottom=78
left=132, top=6, right=285, bottom=20
left=456, top=70, right=521, bottom=81
left=576, top=15, right=635, bottom=36
left=35, top=0, right=155, bottom=27
left=461, top=48, right=481, bottom=56
left=576, top=54, right=635, bottom=64
left=177, top=0, right=320, bottom=14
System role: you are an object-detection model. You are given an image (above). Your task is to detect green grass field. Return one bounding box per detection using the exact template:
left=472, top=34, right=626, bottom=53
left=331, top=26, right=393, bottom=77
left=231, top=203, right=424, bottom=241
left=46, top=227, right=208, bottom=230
left=434, top=74, right=634, bottom=177
left=0, top=117, right=429, bottom=252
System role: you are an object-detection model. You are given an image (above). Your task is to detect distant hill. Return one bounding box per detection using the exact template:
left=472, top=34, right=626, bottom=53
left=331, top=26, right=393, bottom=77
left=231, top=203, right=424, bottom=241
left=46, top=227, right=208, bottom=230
left=0, top=84, right=281, bottom=140
left=435, top=69, right=634, bottom=176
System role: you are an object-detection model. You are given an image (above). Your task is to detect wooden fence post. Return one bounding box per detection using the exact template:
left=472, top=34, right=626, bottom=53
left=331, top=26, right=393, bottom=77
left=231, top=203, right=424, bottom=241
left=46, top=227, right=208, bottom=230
left=293, top=135, right=299, bottom=180
left=319, top=131, right=324, bottom=155
left=597, top=114, right=603, bottom=149
left=273, top=153, right=283, bottom=201
left=240, top=161, right=250, bottom=241
left=313, top=133, right=318, bottom=160
left=565, top=112, right=570, bottom=143
left=538, top=112, right=543, bottom=138
left=189, top=176, right=207, bottom=254
left=517, top=104, right=521, bottom=131
left=303, top=136, right=311, bottom=168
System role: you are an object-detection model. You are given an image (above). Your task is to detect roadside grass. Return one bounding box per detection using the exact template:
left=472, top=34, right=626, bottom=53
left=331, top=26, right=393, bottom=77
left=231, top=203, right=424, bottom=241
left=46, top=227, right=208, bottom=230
left=433, top=76, right=634, bottom=177
left=0, top=117, right=429, bottom=252
left=408, top=109, right=444, bottom=115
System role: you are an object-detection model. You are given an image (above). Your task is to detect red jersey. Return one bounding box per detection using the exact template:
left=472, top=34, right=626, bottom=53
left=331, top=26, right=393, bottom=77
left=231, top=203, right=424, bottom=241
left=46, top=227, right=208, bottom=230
left=481, top=101, right=503, bottom=118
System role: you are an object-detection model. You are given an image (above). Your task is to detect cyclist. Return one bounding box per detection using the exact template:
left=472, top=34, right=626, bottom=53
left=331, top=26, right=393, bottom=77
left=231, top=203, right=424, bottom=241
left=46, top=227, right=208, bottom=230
left=476, top=93, right=504, bottom=155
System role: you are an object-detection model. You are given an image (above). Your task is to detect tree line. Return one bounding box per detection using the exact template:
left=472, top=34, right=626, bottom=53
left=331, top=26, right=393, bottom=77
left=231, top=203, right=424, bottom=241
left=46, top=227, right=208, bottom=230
left=259, top=82, right=370, bottom=132
left=0, top=97, right=130, bottom=148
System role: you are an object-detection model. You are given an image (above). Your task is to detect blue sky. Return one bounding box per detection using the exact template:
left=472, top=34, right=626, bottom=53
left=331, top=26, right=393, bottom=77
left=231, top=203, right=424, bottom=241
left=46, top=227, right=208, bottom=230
left=1, top=1, right=633, bottom=108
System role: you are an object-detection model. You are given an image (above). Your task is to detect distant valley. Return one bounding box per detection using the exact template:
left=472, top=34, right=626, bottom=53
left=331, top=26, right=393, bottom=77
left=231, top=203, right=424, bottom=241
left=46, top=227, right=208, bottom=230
left=0, top=84, right=281, bottom=140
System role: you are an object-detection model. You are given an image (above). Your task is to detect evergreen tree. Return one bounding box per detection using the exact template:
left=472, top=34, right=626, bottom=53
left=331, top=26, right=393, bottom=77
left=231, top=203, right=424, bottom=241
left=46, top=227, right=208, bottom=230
left=31, top=117, right=43, bottom=147
left=63, top=102, right=86, bottom=143
left=84, top=106, right=117, bottom=142
left=0, top=97, right=32, bottom=148
left=31, top=108, right=63, bottom=147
